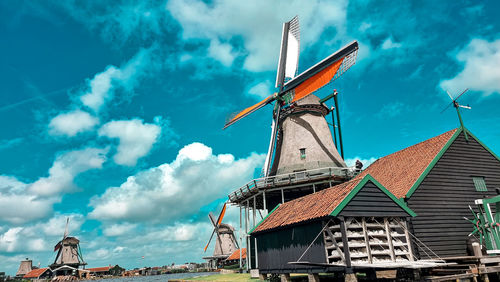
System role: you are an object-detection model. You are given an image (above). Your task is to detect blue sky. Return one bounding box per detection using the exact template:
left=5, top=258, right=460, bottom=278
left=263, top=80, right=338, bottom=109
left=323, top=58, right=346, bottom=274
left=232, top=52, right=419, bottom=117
left=1, top=0, right=500, bottom=275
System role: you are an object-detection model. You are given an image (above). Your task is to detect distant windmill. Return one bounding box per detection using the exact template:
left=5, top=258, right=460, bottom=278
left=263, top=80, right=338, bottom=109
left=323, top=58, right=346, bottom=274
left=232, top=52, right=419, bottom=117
left=204, top=203, right=238, bottom=254
left=223, top=16, right=358, bottom=176
left=50, top=218, right=86, bottom=269
left=442, top=88, right=471, bottom=140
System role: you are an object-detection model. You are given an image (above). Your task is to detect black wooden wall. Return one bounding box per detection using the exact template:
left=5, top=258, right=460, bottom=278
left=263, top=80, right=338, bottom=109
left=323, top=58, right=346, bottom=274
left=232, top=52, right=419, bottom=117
left=408, top=132, right=500, bottom=258
left=253, top=221, right=326, bottom=272
left=340, top=181, right=409, bottom=217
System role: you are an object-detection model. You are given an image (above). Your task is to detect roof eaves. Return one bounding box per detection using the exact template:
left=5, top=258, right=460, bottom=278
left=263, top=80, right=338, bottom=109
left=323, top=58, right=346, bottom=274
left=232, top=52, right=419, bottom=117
left=330, top=177, right=366, bottom=216
left=405, top=127, right=462, bottom=198
left=250, top=203, right=281, bottom=234
left=331, top=174, right=417, bottom=217
left=466, top=128, right=500, bottom=163
left=366, top=175, right=417, bottom=217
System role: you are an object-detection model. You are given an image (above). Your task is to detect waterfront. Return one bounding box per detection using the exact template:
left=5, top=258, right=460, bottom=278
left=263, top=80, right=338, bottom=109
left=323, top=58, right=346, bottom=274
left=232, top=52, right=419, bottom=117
left=94, top=272, right=216, bottom=281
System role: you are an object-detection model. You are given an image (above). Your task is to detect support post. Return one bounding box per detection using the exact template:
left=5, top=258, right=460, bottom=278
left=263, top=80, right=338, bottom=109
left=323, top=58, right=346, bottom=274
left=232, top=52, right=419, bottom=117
left=331, top=106, right=338, bottom=150
left=254, top=237, right=258, bottom=268
left=246, top=201, right=250, bottom=271
left=455, top=104, right=469, bottom=142
left=333, top=91, right=344, bottom=159
left=281, top=189, right=285, bottom=204
left=239, top=205, right=243, bottom=269
left=308, top=273, right=320, bottom=282
left=280, top=273, right=291, bottom=282
left=340, top=218, right=351, bottom=269
left=385, top=218, right=395, bottom=262
left=253, top=196, right=256, bottom=229
left=263, top=191, right=267, bottom=213
left=313, top=183, right=316, bottom=193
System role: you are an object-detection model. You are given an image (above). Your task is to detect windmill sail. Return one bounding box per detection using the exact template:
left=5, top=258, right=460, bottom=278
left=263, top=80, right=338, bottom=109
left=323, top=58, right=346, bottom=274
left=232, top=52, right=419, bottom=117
left=223, top=94, right=275, bottom=129
left=285, top=40, right=358, bottom=103
left=275, top=16, right=300, bottom=88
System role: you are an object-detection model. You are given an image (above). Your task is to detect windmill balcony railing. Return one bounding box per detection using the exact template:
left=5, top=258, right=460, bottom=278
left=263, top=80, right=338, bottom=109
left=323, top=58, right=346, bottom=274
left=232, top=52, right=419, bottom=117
left=228, top=166, right=360, bottom=202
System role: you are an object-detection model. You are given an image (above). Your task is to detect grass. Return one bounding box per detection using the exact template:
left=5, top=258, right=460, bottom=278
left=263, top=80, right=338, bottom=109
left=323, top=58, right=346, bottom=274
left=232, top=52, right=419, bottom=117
left=181, top=273, right=263, bottom=281
left=181, top=273, right=314, bottom=281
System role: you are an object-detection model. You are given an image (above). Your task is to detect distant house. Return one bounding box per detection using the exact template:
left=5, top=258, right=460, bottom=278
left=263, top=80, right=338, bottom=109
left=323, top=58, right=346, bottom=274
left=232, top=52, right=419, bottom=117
left=250, top=127, right=500, bottom=275
left=225, top=248, right=247, bottom=266
left=24, top=268, right=52, bottom=280
left=87, top=265, right=124, bottom=277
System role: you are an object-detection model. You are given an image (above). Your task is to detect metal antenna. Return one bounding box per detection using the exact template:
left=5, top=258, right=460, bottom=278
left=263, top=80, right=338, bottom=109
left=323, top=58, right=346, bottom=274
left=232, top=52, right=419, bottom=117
left=441, top=88, right=471, bottom=141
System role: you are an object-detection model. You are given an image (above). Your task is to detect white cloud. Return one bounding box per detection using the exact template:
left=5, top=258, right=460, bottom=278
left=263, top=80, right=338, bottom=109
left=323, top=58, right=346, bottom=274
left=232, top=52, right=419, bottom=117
left=167, top=0, right=347, bottom=71
left=0, top=176, right=55, bottom=224
left=89, top=142, right=265, bottom=222
left=103, top=223, right=137, bottom=237
left=381, top=37, right=402, bottom=50
left=29, top=147, right=108, bottom=196
left=345, top=157, right=378, bottom=168
left=48, top=109, right=99, bottom=137
left=208, top=39, right=237, bottom=67
left=440, top=38, right=500, bottom=96
left=55, top=1, right=166, bottom=45
left=80, top=48, right=153, bottom=112
left=98, top=118, right=161, bottom=166
left=247, top=80, right=273, bottom=100
left=0, top=213, right=84, bottom=253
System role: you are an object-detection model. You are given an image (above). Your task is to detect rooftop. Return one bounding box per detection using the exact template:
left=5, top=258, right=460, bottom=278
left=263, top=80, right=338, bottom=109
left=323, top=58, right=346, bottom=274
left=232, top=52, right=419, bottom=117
left=251, top=128, right=460, bottom=233
left=358, top=128, right=458, bottom=198
left=226, top=248, right=247, bottom=260
left=24, top=268, right=50, bottom=278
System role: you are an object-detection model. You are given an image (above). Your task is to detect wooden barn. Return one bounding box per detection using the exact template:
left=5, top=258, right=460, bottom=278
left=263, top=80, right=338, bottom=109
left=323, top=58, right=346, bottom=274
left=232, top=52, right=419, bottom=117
left=249, top=127, right=500, bottom=278
left=359, top=127, right=500, bottom=258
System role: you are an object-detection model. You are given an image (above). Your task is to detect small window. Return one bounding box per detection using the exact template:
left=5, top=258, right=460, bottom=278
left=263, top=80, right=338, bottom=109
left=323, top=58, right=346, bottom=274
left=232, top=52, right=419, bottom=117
left=299, top=148, right=306, bottom=159
left=472, top=176, right=487, bottom=192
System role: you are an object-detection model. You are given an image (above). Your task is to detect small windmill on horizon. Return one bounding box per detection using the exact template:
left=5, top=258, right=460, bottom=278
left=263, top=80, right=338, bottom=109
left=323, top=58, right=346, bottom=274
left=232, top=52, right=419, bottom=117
left=223, top=15, right=359, bottom=177
left=50, top=218, right=86, bottom=270
left=202, top=203, right=239, bottom=269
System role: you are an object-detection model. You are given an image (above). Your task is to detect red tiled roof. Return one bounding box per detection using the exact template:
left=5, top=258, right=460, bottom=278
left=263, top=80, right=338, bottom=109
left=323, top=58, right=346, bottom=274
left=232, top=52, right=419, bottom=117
left=358, top=128, right=457, bottom=198
left=252, top=129, right=458, bottom=233
left=87, top=266, right=112, bottom=272
left=252, top=177, right=362, bottom=233
left=24, top=268, right=49, bottom=278
left=226, top=248, right=247, bottom=260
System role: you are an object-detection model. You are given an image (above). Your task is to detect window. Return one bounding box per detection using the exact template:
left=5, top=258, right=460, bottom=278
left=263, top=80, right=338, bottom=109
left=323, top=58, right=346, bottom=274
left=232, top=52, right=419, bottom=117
left=472, top=176, right=487, bottom=192
left=299, top=148, right=306, bottom=159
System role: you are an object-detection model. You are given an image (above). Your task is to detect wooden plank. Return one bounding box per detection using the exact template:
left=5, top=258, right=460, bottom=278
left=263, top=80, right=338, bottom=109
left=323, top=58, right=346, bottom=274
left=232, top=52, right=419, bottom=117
left=384, top=218, right=395, bottom=262
left=479, top=257, right=500, bottom=264
left=424, top=273, right=477, bottom=282
left=361, top=217, right=372, bottom=263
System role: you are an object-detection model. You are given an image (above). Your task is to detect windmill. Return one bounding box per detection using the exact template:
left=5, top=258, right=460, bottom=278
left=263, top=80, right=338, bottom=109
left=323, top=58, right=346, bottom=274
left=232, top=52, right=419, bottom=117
left=442, top=88, right=471, bottom=140
left=203, top=203, right=239, bottom=268
left=50, top=218, right=86, bottom=269
left=223, top=16, right=358, bottom=177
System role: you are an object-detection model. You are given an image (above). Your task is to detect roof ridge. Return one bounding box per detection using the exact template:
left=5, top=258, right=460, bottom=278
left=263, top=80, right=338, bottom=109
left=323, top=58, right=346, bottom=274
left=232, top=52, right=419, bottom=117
left=368, top=128, right=458, bottom=166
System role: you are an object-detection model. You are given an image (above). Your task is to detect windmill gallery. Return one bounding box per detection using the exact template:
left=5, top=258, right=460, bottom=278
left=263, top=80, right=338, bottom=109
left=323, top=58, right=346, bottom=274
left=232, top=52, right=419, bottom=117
left=201, top=16, right=500, bottom=281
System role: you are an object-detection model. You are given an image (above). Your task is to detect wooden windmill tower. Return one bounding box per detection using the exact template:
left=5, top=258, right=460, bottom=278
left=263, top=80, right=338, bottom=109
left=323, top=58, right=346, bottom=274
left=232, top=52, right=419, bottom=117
left=203, top=203, right=239, bottom=269
left=223, top=16, right=359, bottom=271
left=50, top=218, right=86, bottom=269
left=223, top=16, right=357, bottom=178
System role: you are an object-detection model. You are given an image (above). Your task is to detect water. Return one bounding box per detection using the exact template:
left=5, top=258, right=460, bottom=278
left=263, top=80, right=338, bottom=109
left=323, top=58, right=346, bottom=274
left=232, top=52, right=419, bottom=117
left=96, top=272, right=217, bottom=281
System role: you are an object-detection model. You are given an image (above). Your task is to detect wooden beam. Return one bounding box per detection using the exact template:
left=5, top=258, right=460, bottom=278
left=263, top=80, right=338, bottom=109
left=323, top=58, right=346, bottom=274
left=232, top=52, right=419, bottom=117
left=385, top=218, right=395, bottom=262
left=340, top=218, right=352, bottom=268
left=362, top=217, right=373, bottom=263
left=325, top=224, right=345, bottom=262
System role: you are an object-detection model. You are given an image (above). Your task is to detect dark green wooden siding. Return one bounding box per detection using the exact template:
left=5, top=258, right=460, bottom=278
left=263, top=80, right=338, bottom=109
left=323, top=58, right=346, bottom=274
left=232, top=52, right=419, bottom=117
left=254, top=221, right=326, bottom=272
left=408, top=132, right=500, bottom=258
left=339, top=181, right=409, bottom=217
